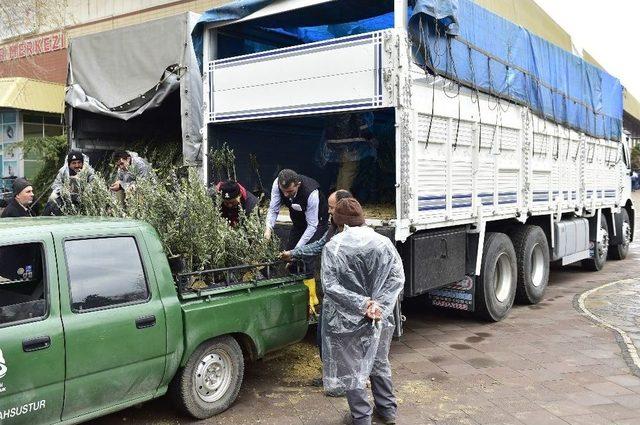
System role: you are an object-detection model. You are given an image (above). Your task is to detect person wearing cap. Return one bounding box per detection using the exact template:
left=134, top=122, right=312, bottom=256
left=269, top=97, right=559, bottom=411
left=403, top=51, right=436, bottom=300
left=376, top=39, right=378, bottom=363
left=109, top=151, right=152, bottom=192
left=321, top=198, right=404, bottom=425
left=214, top=180, right=258, bottom=227
left=48, top=150, right=95, bottom=206
left=1, top=178, right=34, bottom=218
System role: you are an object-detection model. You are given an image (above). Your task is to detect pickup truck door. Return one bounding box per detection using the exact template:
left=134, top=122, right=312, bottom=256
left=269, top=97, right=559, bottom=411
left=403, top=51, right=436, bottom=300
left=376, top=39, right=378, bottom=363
left=0, top=234, right=64, bottom=424
left=54, top=232, right=167, bottom=420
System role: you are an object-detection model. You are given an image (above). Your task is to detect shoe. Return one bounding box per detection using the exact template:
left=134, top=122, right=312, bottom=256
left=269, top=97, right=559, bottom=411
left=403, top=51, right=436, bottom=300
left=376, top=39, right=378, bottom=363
left=311, top=376, right=323, bottom=387
left=373, top=408, right=396, bottom=424
left=325, top=388, right=346, bottom=397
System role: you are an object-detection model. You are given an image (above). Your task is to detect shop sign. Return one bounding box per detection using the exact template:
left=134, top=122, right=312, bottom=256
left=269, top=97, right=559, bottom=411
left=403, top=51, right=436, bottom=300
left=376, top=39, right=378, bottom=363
left=0, top=33, right=65, bottom=62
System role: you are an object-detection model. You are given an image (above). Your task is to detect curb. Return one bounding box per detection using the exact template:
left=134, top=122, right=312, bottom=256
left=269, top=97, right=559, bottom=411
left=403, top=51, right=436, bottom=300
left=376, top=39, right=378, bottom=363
left=575, top=278, right=640, bottom=378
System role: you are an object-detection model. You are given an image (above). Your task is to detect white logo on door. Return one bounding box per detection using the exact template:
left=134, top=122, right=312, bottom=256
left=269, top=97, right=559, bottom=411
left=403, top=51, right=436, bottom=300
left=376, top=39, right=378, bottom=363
left=0, top=349, right=7, bottom=379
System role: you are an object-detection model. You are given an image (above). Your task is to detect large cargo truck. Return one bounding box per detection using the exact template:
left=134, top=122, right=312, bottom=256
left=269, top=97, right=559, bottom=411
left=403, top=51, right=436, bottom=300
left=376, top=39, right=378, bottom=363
left=196, top=0, right=633, bottom=325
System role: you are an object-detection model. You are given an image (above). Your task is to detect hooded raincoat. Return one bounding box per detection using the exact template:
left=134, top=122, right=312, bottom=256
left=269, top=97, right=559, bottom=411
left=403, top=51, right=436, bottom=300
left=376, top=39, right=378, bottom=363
left=50, top=153, right=95, bottom=199
left=117, top=151, right=152, bottom=190
left=321, top=226, right=404, bottom=392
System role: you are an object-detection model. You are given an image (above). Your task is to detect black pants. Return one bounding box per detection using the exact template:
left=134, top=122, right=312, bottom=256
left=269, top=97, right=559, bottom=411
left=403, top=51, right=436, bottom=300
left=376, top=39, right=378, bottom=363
left=286, top=222, right=328, bottom=276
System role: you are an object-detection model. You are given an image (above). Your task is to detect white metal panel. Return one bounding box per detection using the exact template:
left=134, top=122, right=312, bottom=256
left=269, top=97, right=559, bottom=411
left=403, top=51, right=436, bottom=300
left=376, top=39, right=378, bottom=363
left=407, top=68, right=627, bottom=234
left=415, top=114, right=448, bottom=217
left=208, top=31, right=394, bottom=122
left=496, top=126, right=521, bottom=211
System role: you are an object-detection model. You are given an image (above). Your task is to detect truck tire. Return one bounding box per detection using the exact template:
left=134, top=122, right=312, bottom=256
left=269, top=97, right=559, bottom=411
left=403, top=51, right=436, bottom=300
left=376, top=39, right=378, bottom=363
left=171, top=336, right=244, bottom=419
left=609, top=208, right=631, bottom=260
left=475, top=232, right=517, bottom=322
left=509, top=225, right=550, bottom=305
left=582, top=213, right=609, bottom=271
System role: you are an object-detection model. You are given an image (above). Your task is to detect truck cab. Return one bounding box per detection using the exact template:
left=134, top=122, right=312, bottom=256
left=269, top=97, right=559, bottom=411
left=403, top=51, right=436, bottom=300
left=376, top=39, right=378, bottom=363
left=0, top=218, right=308, bottom=424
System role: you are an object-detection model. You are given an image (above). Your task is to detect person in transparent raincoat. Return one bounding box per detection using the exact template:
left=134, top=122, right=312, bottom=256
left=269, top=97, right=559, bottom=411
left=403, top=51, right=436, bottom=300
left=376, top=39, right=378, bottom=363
left=320, top=198, right=404, bottom=425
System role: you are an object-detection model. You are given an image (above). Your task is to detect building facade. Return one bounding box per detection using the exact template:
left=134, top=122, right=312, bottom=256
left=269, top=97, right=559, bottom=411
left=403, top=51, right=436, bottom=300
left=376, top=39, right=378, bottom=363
left=0, top=0, right=638, bottom=135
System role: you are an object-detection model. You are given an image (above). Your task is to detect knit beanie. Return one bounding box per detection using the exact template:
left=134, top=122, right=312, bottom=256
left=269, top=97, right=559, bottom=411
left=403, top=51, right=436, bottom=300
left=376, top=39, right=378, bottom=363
left=332, top=198, right=365, bottom=227
left=219, top=180, right=241, bottom=200
left=12, top=178, right=32, bottom=197
left=67, top=150, right=84, bottom=165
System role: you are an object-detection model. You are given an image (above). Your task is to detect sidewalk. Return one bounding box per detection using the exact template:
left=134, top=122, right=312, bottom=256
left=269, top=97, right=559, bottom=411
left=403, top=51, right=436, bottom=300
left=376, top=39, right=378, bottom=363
left=96, top=206, right=640, bottom=425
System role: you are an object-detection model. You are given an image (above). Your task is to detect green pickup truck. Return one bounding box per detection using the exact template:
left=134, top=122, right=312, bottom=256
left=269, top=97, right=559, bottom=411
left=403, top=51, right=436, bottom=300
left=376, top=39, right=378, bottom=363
left=0, top=218, right=309, bottom=424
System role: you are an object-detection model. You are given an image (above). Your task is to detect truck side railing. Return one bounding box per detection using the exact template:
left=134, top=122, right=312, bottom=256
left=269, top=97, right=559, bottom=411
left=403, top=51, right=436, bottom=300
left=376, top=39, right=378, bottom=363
left=176, top=260, right=307, bottom=299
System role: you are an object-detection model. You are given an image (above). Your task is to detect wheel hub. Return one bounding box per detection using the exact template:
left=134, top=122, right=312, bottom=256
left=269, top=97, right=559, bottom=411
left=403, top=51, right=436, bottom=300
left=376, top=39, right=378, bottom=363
left=494, top=253, right=513, bottom=303
left=598, top=227, right=609, bottom=259
left=530, top=243, right=545, bottom=287
left=194, top=351, right=232, bottom=403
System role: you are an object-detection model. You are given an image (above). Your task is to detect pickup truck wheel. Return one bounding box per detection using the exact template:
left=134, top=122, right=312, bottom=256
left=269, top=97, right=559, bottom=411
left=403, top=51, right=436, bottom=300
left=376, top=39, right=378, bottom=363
left=582, top=213, right=609, bottom=271
left=475, top=232, right=517, bottom=322
left=609, top=209, right=631, bottom=260
left=173, top=336, right=244, bottom=419
left=510, top=225, right=550, bottom=305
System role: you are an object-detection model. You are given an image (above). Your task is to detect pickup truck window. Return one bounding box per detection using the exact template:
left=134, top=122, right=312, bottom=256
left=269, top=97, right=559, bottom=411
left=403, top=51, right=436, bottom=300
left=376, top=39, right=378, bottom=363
left=65, top=237, right=150, bottom=312
left=0, top=242, right=47, bottom=326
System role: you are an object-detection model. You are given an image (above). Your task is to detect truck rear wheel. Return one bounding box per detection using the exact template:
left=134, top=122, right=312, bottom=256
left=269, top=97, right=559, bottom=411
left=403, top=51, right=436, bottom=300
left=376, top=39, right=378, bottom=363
left=172, top=336, right=244, bottom=419
left=510, top=225, right=550, bottom=304
left=582, top=213, right=609, bottom=271
left=609, top=208, right=631, bottom=260
left=475, top=232, right=517, bottom=322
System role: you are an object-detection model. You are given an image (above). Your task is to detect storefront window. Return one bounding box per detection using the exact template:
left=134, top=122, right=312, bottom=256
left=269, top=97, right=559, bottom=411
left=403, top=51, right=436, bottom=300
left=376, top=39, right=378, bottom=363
left=44, top=124, right=63, bottom=137
left=23, top=123, right=44, bottom=139
left=1, top=110, right=63, bottom=182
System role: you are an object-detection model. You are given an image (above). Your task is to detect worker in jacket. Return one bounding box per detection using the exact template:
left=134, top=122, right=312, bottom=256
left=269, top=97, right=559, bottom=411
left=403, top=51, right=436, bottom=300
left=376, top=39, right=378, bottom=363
left=109, top=151, right=152, bottom=192
left=264, top=169, right=329, bottom=314
left=215, top=180, right=259, bottom=227
left=1, top=178, right=34, bottom=218
left=44, top=151, right=95, bottom=216
left=50, top=150, right=95, bottom=199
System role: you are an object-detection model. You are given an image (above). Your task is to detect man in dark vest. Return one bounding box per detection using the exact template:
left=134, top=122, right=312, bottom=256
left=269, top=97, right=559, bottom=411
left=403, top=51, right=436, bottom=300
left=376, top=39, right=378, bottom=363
left=264, top=169, right=329, bottom=312
left=1, top=178, right=34, bottom=218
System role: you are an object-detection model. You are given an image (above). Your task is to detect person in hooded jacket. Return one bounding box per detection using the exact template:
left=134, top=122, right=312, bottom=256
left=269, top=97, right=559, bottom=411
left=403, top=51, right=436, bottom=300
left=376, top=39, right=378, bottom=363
left=50, top=150, right=95, bottom=198
left=321, top=198, right=404, bottom=425
left=44, top=150, right=95, bottom=215
left=1, top=178, right=34, bottom=218
left=214, top=180, right=258, bottom=227
left=109, top=150, right=152, bottom=192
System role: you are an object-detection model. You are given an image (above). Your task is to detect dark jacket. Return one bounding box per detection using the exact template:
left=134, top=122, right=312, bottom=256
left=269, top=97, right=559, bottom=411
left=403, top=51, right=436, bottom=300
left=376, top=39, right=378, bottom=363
left=1, top=199, right=33, bottom=218
left=279, top=175, right=328, bottom=229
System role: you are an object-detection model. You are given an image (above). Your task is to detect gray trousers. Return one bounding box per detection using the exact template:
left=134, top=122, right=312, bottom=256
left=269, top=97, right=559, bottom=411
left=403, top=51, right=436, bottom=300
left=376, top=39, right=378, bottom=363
left=345, top=374, right=397, bottom=425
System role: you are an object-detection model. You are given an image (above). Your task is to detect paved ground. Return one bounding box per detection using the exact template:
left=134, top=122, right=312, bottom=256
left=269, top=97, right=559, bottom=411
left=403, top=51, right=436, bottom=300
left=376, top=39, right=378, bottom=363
left=96, top=199, right=640, bottom=425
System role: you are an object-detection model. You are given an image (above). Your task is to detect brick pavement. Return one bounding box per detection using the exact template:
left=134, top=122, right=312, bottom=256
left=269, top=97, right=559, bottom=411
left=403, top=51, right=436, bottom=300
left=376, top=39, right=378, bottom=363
left=97, top=204, right=640, bottom=425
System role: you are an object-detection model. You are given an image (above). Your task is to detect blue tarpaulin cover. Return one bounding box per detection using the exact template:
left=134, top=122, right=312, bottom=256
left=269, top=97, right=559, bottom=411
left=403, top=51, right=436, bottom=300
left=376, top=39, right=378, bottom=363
left=193, top=0, right=623, bottom=140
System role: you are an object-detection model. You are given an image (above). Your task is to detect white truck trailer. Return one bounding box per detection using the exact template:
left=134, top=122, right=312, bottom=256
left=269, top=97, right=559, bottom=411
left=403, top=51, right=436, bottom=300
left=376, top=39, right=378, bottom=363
left=196, top=0, right=634, bottom=323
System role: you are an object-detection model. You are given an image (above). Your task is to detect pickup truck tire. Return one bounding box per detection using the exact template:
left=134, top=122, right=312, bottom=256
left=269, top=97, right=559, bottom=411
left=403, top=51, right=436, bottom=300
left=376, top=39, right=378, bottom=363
left=582, top=213, right=609, bottom=271
left=475, top=232, right=517, bottom=322
left=172, top=336, right=244, bottom=419
left=510, top=225, right=550, bottom=305
left=609, top=208, right=631, bottom=260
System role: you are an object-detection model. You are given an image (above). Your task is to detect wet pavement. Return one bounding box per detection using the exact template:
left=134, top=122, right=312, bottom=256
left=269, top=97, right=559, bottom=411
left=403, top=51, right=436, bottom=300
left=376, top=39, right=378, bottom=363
left=580, top=276, right=640, bottom=377
left=95, top=195, right=640, bottom=425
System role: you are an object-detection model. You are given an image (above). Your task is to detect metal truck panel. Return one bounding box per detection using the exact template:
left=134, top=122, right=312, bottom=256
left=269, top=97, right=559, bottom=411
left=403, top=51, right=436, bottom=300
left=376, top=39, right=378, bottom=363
left=208, top=31, right=394, bottom=123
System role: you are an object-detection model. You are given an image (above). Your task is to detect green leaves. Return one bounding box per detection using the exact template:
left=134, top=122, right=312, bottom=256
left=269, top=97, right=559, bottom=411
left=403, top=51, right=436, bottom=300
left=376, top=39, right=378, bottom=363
left=62, top=167, right=279, bottom=272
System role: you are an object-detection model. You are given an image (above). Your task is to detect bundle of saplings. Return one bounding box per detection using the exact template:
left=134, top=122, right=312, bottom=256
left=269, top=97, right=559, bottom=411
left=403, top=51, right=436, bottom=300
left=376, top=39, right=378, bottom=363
left=58, top=167, right=280, bottom=274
